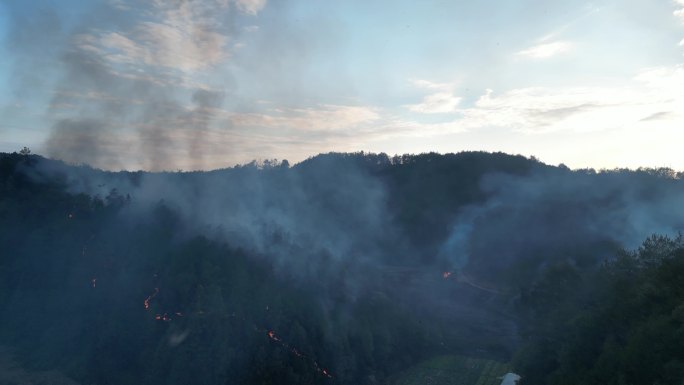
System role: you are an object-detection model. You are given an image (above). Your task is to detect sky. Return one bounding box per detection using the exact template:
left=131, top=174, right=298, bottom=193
left=1, top=0, right=684, bottom=171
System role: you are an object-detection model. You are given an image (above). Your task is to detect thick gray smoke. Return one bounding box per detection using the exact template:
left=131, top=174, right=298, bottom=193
left=438, top=167, right=684, bottom=284
left=127, top=158, right=396, bottom=284
left=27, top=153, right=684, bottom=299
left=3, top=0, right=365, bottom=171
left=10, top=151, right=684, bottom=384
left=4, top=1, right=241, bottom=171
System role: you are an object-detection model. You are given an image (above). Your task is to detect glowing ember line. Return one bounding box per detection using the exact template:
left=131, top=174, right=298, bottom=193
left=143, top=301, right=334, bottom=378
left=313, top=361, right=333, bottom=378
left=144, top=287, right=159, bottom=310
left=267, top=329, right=332, bottom=378
left=91, top=278, right=97, bottom=288
left=138, top=278, right=331, bottom=378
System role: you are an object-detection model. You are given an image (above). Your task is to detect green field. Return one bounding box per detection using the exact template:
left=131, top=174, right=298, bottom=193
left=392, top=355, right=511, bottom=385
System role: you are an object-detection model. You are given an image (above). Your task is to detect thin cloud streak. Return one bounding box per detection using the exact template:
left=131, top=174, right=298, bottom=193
left=516, top=41, right=573, bottom=59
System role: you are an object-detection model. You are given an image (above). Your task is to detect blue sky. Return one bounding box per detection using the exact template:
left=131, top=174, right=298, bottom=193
left=1, top=0, right=684, bottom=170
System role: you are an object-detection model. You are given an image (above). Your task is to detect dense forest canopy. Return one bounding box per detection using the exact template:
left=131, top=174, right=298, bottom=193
left=2, top=151, right=684, bottom=384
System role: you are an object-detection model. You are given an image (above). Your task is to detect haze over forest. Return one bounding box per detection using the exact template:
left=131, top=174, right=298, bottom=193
left=3, top=0, right=684, bottom=384
left=2, top=150, right=684, bottom=384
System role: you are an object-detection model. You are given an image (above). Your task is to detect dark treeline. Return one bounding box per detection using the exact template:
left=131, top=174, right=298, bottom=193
left=514, top=234, right=684, bottom=385
left=1, top=151, right=684, bottom=384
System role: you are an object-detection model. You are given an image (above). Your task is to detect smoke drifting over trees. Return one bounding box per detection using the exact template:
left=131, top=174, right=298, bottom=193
left=2, top=150, right=684, bottom=384
left=3, top=1, right=247, bottom=171
left=4, top=1, right=684, bottom=383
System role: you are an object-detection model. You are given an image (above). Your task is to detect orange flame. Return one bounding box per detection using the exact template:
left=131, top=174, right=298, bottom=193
left=443, top=271, right=452, bottom=279
left=267, top=330, right=280, bottom=342
left=267, top=329, right=332, bottom=378
left=144, top=287, right=159, bottom=310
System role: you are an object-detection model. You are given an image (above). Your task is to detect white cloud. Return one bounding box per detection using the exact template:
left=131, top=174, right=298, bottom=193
left=679, top=38, right=684, bottom=46
left=633, top=64, right=684, bottom=93
left=516, top=41, right=573, bottom=59
left=675, top=0, right=684, bottom=21
left=231, top=105, right=380, bottom=132
left=452, top=65, right=684, bottom=134
left=38, top=61, right=684, bottom=171
left=107, top=0, right=130, bottom=11
left=409, top=79, right=456, bottom=91
left=457, top=88, right=635, bottom=133
left=234, top=0, right=267, bottom=15
left=110, top=64, right=683, bottom=168
left=675, top=9, right=684, bottom=21
left=406, top=79, right=461, bottom=114
left=387, top=64, right=684, bottom=141
left=406, top=93, right=462, bottom=114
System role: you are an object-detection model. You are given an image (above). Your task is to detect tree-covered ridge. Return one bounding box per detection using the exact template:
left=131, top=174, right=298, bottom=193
left=514, top=234, right=684, bottom=385
left=2, top=151, right=684, bottom=384
left=0, top=153, right=438, bottom=384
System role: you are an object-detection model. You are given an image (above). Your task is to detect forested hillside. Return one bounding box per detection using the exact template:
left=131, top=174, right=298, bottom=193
left=1, top=151, right=684, bottom=384
left=514, top=234, right=684, bottom=385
